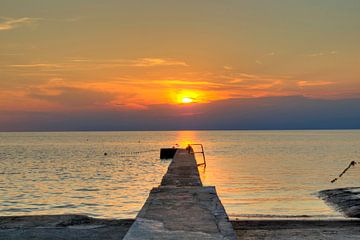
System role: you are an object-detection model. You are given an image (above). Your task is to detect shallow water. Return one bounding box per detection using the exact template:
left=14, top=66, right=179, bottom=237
left=1, top=130, right=360, bottom=219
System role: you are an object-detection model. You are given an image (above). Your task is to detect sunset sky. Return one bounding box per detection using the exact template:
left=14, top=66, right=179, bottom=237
left=1, top=0, right=359, bottom=130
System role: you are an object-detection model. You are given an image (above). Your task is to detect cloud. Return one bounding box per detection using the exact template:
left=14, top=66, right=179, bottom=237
left=152, top=80, right=222, bottom=86
left=9, top=63, right=61, bottom=68
left=29, top=86, right=116, bottom=108
left=252, top=52, right=276, bottom=66
left=0, top=16, right=82, bottom=31
left=6, top=57, right=189, bottom=71
left=307, top=53, right=325, bottom=57
left=246, top=80, right=283, bottom=90
left=130, top=58, right=189, bottom=67
left=229, top=79, right=282, bottom=90
left=227, top=73, right=285, bottom=90
left=0, top=17, right=34, bottom=31
left=223, top=66, right=233, bottom=70
left=305, top=51, right=337, bottom=57
left=297, top=81, right=336, bottom=87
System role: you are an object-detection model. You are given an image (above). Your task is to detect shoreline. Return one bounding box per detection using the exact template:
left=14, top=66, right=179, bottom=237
left=1, top=214, right=360, bottom=240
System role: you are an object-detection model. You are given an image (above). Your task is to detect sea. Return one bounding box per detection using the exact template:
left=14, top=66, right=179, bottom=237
left=1, top=130, right=360, bottom=219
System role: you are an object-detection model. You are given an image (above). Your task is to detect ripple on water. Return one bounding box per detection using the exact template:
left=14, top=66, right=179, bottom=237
left=75, top=188, right=100, bottom=192
left=0, top=207, right=40, bottom=212
left=51, top=204, right=78, bottom=209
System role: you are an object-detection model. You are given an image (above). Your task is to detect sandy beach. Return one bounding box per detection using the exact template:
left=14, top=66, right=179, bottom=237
left=1, top=215, right=360, bottom=240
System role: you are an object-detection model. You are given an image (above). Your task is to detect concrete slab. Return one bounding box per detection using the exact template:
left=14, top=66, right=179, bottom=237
left=161, top=149, right=202, bottom=187
left=123, top=149, right=237, bottom=239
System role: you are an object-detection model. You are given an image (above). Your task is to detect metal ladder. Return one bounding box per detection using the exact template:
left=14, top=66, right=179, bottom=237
left=187, top=144, right=206, bottom=167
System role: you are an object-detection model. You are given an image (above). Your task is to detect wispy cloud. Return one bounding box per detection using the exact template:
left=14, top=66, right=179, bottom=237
left=6, top=58, right=189, bottom=70
left=246, top=80, right=283, bottom=90
left=153, top=80, right=221, bottom=86
left=9, top=63, right=61, bottom=68
left=305, top=51, right=337, bottom=57
left=297, top=81, right=336, bottom=87
left=307, top=53, right=325, bottom=57
left=130, top=58, right=189, bottom=67
left=29, top=86, right=116, bottom=108
left=0, top=17, right=35, bottom=31
left=223, top=66, right=233, bottom=70
left=0, top=16, right=82, bottom=31
left=253, top=52, right=276, bottom=66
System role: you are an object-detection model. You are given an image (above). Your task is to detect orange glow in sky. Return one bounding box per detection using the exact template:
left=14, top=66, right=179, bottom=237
left=0, top=1, right=359, bottom=114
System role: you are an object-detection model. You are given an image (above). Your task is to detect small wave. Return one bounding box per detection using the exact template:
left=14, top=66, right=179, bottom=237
left=70, top=195, right=95, bottom=199
left=51, top=204, right=77, bottom=209
left=75, top=188, right=100, bottom=192
left=29, top=203, right=48, bottom=206
left=81, top=203, right=99, bottom=206
left=0, top=207, right=40, bottom=212
left=0, top=172, right=21, bottom=175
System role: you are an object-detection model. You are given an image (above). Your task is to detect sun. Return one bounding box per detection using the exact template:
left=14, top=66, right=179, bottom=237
left=181, top=97, right=193, bottom=104
left=173, top=90, right=200, bottom=104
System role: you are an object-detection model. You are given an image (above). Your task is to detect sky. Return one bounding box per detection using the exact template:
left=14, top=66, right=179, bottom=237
left=0, top=0, right=359, bottom=131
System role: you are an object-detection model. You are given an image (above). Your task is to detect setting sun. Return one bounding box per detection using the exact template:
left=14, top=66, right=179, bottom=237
left=174, top=90, right=202, bottom=104
left=181, top=97, right=193, bottom=104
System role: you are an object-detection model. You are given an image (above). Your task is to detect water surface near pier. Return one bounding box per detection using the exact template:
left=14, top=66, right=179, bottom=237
left=1, top=130, right=360, bottom=218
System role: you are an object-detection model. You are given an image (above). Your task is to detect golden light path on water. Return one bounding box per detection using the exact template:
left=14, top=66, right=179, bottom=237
left=174, top=130, right=360, bottom=218
left=1, top=130, right=360, bottom=219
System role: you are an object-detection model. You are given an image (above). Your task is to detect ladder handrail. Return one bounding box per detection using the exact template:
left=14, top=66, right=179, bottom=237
left=188, top=144, right=206, bottom=167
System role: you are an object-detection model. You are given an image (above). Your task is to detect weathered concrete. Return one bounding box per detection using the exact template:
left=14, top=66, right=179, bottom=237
left=2, top=215, right=360, bottom=240
left=161, top=149, right=202, bottom=187
left=124, top=149, right=237, bottom=239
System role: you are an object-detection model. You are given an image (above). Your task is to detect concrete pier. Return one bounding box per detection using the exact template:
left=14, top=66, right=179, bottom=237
left=123, top=149, right=237, bottom=240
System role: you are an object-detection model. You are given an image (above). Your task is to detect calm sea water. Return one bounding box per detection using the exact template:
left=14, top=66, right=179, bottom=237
left=1, top=130, right=360, bottom=219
